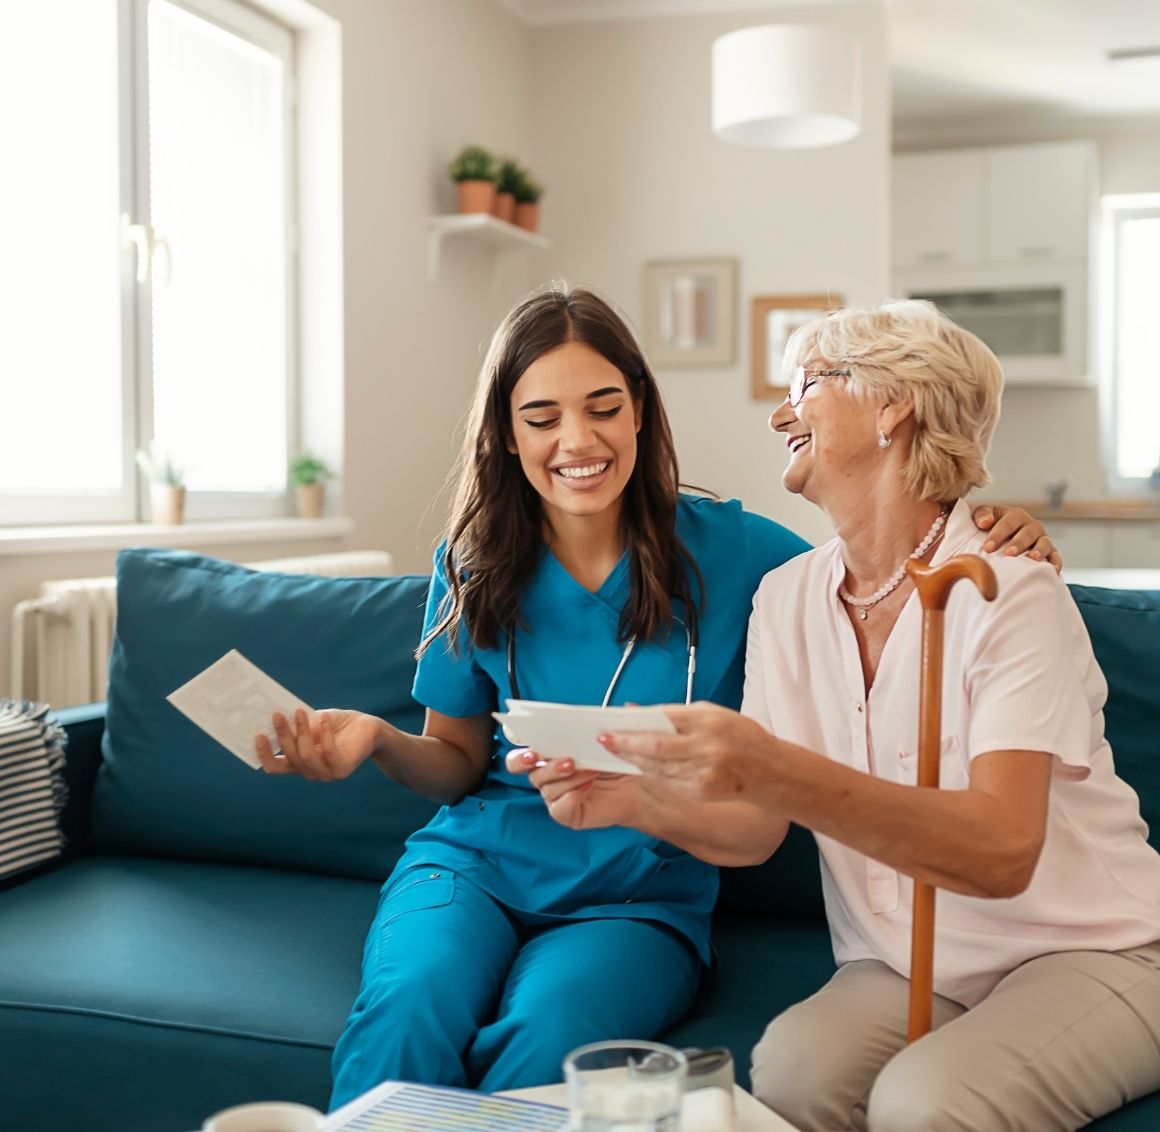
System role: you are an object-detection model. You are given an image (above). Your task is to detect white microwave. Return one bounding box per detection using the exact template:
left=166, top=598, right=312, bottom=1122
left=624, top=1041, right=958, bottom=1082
left=892, top=263, right=1092, bottom=387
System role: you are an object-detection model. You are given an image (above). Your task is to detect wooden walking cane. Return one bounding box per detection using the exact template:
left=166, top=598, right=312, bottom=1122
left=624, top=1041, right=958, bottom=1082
left=904, top=554, right=998, bottom=1042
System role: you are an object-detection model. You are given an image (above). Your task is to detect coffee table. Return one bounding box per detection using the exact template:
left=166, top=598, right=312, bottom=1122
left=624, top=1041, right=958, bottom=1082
left=502, top=1082, right=798, bottom=1130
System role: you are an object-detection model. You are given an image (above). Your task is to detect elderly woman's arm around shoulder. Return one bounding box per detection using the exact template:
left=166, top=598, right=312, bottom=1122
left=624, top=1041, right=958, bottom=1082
left=600, top=706, right=1054, bottom=899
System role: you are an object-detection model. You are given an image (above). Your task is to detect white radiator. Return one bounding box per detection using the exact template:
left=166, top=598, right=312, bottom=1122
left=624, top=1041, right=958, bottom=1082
left=10, top=549, right=394, bottom=709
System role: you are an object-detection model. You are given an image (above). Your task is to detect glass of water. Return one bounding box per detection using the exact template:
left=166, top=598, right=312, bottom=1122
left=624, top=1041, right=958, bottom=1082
left=563, top=1040, right=687, bottom=1131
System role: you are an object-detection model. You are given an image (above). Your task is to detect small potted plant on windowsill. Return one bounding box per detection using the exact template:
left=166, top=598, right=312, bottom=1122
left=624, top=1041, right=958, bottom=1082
left=513, top=171, right=544, bottom=234
left=136, top=442, right=187, bottom=526
left=289, top=450, right=333, bottom=519
left=449, top=145, right=498, bottom=215
left=493, top=158, right=522, bottom=225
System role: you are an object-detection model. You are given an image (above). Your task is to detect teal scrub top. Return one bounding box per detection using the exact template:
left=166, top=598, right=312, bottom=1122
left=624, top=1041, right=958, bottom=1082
left=403, top=494, right=810, bottom=963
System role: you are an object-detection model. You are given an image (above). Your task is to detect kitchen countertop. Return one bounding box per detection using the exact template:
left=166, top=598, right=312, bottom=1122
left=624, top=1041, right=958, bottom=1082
left=983, top=500, right=1160, bottom=522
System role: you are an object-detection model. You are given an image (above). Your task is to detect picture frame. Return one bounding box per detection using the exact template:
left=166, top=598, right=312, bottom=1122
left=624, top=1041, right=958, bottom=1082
left=750, top=293, right=842, bottom=401
left=643, top=258, right=737, bottom=367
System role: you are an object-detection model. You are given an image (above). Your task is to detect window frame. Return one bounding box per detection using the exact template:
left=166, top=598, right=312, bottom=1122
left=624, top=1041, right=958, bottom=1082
left=1100, top=194, right=1160, bottom=497
left=134, top=0, right=300, bottom=521
left=0, top=1, right=138, bottom=526
left=0, top=0, right=299, bottom=527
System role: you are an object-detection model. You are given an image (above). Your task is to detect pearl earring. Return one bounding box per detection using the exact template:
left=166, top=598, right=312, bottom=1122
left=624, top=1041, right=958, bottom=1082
left=878, top=431, right=892, bottom=449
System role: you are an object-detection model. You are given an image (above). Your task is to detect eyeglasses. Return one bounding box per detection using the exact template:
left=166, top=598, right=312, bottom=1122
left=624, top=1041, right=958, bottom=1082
left=788, top=365, right=851, bottom=408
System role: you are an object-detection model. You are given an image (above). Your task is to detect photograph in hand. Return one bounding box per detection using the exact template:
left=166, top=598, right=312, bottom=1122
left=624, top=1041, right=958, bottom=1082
left=167, top=649, right=313, bottom=769
left=494, top=700, right=679, bottom=775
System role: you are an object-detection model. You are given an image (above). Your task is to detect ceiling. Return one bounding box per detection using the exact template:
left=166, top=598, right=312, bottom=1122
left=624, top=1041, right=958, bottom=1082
left=500, top=0, right=1160, bottom=148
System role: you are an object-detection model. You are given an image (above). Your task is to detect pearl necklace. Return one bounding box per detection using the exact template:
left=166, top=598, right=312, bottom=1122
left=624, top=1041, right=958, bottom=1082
left=838, top=508, right=950, bottom=621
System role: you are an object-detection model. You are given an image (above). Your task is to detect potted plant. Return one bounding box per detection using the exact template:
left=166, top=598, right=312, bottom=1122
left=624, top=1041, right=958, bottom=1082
left=493, top=159, right=522, bottom=224
left=513, top=172, right=544, bottom=233
left=289, top=450, right=333, bottom=519
left=136, top=442, right=187, bottom=526
left=448, top=145, right=498, bottom=215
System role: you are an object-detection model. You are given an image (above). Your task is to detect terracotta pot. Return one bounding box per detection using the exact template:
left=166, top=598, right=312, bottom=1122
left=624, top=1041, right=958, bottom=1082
left=150, top=484, right=186, bottom=526
left=514, top=202, right=540, bottom=233
left=493, top=191, right=516, bottom=224
left=456, top=180, right=497, bottom=214
left=295, top=483, right=325, bottom=519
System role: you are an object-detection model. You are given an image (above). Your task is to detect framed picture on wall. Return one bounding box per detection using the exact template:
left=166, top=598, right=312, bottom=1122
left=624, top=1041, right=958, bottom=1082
left=750, top=293, right=842, bottom=401
left=643, top=258, right=737, bottom=366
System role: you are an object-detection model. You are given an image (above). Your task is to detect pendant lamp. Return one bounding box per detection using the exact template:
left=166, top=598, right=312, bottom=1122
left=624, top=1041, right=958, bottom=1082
left=712, top=24, right=862, bottom=149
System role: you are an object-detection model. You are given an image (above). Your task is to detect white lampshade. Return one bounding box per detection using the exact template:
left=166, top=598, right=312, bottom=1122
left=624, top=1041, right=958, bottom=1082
left=712, top=24, right=862, bottom=149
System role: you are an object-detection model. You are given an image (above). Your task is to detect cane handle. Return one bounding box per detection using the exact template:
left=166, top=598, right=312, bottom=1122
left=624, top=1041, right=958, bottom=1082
left=906, top=554, right=998, bottom=611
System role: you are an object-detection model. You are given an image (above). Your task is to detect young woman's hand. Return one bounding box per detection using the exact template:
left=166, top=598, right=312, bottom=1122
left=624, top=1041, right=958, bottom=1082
left=971, top=504, right=1062, bottom=572
left=255, top=708, right=384, bottom=781
left=505, top=747, right=641, bottom=829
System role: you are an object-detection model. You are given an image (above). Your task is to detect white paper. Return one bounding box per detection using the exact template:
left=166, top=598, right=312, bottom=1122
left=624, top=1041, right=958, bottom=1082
left=494, top=700, right=677, bottom=776
left=167, top=649, right=314, bottom=769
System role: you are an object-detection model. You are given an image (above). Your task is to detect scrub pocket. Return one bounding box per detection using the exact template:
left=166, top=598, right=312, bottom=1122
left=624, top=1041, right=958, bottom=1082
left=625, top=842, right=714, bottom=909
left=379, top=868, right=456, bottom=927
left=366, top=867, right=457, bottom=968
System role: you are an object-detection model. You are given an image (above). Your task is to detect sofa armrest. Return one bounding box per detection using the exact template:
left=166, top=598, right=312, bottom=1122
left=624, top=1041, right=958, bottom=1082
left=50, top=701, right=107, bottom=857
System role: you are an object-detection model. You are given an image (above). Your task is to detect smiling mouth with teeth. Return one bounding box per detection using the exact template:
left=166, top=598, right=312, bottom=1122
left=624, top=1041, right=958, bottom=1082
left=555, top=461, right=610, bottom=479
left=789, top=436, right=811, bottom=454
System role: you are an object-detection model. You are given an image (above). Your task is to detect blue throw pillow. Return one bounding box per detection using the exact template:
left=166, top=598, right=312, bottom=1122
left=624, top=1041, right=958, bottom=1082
left=89, top=548, right=440, bottom=879
left=1070, top=584, right=1160, bottom=850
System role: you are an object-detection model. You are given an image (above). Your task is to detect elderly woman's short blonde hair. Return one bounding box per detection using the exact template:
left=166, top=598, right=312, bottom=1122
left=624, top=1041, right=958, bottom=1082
left=783, top=299, right=1003, bottom=502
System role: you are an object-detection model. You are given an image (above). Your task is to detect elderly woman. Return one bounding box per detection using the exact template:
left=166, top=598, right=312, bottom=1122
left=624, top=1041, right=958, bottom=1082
left=514, top=300, right=1160, bottom=1132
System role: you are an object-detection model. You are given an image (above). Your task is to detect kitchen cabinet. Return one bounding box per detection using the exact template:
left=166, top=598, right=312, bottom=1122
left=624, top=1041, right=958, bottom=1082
left=1110, top=522, right=1160, bottom=568
left=1048, top=523, right=1111, bottom=569
left=986, top=142, right=1095, bottom=264
left=892, top=141, right=1095, bottom=270
left=891, top=141, right=1096, bottom=387
left=892, top=151, right=986, bottom=269
left=983, top=503, right=1160, bottom=569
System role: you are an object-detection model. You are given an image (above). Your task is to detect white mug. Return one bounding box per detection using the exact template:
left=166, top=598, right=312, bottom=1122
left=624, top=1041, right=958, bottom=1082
left=201, top=1101, right=325, bottom=1132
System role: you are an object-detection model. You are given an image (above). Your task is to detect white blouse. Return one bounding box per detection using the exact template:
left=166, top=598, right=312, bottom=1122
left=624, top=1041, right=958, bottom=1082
left=743, top=499, right=1160, bottom=1007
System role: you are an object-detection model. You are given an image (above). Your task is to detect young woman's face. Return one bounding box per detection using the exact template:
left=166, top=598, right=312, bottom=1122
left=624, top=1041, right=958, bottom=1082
left=507, top=340, right=642, bottom=530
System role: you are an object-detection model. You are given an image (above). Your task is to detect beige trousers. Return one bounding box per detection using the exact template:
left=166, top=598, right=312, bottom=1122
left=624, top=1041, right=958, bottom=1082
left=750, top=943, right=1160, bottom=1132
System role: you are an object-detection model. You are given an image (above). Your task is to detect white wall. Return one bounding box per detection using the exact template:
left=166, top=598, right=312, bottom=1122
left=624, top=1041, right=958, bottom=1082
left=0, top=0, right=537, bottom=696
left=983, top=124, right=1160, bottom=502
left=528, top=3, right=890, bottom=549
left=314, top=0, right=537, bottom=570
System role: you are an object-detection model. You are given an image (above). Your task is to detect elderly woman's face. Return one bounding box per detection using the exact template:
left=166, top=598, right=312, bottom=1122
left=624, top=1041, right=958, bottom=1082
left=769, top=358, right=879, bottom=504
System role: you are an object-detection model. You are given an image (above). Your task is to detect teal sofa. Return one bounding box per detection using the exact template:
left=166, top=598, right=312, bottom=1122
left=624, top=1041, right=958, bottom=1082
left=0, top=548, right=1157, bottom=1132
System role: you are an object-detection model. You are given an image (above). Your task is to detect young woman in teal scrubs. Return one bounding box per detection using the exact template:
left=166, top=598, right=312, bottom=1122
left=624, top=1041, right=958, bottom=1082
left=254, top=287, right=1054, bottom=1107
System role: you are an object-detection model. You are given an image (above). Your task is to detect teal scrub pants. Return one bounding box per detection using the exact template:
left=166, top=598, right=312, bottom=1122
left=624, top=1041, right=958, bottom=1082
left=329, top=864, right=702, bottom=1108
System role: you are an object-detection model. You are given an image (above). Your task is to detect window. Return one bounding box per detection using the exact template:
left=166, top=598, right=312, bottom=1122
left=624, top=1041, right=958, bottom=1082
left=0, top=0, right=297, bottom=525
left=1102, top=196, right=1160, bottom=492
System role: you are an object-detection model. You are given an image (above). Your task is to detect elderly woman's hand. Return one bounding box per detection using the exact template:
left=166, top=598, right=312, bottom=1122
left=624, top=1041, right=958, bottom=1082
left=972, top=504, right=1062, bottom=572
left=599, top=703, right=776, bottom=803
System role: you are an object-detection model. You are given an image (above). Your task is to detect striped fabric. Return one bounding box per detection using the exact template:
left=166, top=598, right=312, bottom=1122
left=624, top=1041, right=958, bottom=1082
left=0, top=700, right=67, bottom=881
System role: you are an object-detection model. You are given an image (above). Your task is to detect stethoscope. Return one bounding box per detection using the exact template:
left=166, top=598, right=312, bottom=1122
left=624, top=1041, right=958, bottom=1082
left=506, top=614, right=699, bottom=707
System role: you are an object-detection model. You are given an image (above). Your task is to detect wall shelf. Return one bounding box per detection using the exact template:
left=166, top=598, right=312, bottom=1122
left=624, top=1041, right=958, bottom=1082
left=426, top=214, right=552, bottom=281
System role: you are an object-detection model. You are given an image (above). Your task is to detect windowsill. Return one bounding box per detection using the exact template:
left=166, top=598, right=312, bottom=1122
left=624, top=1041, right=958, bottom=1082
left=0, top=516, right=353, bottom=556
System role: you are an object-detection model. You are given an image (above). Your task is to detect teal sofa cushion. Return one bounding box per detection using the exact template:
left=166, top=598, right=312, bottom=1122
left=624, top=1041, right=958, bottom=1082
left=664, top=917, right=836, bottom=1090
left=0, top=856, right=377, bottom=1132
left=717, top=823, right=824, bottom=920
left=1070, top=585, right=1160, bottom=847
left=89, top=549, right=439, bottom=879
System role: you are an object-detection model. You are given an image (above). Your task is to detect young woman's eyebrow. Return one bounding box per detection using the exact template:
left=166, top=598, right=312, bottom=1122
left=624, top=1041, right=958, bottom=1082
left=516, top=387, right=626, bottom=412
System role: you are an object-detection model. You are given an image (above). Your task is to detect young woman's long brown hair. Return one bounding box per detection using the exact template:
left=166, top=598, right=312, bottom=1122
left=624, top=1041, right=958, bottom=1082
left=421, top=285, right=703, bottom=656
